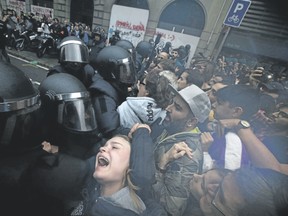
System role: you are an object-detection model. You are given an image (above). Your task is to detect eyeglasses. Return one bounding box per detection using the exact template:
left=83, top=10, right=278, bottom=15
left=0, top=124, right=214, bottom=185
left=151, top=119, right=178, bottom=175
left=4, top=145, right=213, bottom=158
left=211, top=187, right=226, bottom=216
left=139, top=81, right=146, bottom=86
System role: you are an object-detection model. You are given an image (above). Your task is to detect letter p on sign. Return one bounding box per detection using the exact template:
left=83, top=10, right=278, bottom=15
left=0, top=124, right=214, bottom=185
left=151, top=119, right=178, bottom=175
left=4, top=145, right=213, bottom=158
left=234, top=3, right=244, bottom=13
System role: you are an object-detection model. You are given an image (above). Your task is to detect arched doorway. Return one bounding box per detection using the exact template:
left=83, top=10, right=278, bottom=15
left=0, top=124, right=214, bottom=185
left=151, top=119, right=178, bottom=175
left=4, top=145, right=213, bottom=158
left=158, top=0, right=205, bottom=36
left=70, top=0, right=94, bottom=28
left=156, top=0, right=206, bottom=65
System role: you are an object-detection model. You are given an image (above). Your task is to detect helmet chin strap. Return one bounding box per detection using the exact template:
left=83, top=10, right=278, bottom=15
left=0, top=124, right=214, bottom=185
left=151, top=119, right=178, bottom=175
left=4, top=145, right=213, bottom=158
left=65, top=62, right=83, bottom=72
left=1, top=115, right=17, bottom=146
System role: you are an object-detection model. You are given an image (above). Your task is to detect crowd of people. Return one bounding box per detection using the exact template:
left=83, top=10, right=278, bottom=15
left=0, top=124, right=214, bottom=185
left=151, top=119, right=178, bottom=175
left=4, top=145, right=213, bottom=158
left=0, top=8, right=108, bottom=55
left=0, top=7, right=288, bottom=216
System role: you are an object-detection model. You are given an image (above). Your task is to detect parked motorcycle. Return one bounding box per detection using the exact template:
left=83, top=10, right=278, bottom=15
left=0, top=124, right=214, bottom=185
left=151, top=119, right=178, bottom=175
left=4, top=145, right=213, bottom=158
left=36, top=33, right=62, bottom=58
left=6, top=28, right=20, bottom=49
left=14, top=29, right=41, bottom=51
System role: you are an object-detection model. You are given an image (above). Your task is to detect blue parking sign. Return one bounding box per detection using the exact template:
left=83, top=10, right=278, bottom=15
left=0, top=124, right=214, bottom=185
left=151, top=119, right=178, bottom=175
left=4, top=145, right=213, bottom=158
left=224, top=0, right=251, bottom=27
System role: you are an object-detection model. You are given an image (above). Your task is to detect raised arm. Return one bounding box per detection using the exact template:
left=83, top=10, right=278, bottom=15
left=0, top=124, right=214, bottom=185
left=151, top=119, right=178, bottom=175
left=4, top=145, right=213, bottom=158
left=128, top=123, right=155, bottom=191
left=153, top=134, right=202, bottom=216
left=218, top=119, right=288, bottom=175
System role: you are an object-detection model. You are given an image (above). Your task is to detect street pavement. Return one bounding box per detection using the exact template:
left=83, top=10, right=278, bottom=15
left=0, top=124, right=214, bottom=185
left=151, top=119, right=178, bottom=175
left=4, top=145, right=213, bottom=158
left=7, top=48, right=58, bottom=69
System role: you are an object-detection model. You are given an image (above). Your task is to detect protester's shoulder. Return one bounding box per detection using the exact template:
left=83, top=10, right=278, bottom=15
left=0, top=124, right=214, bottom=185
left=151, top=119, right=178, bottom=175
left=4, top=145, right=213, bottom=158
left=157, top=131, right=201, bottom=152
left=170, top=131, right=201, bottom=142
left=125, top=96, right=157, bottom=106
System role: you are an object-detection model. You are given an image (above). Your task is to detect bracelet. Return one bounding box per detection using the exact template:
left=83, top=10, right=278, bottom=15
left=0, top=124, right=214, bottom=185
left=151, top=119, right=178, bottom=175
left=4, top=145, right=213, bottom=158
left=157, top=164, right=167, bottom=173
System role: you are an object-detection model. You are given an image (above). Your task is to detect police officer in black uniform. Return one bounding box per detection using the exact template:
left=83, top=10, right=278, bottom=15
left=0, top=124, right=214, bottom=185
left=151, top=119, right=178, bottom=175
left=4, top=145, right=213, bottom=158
left=88, top=27, right=106, bottom=61
left=115, top=39, right=137, bottom=65
left=48, top=36, right=96, bottom=88
left=0, top=61, right=57, bottom=215
left=39, top=73, right=102, bottom=159
left=135, top=40, right=153, bottom=78
left=89, top=45, right=136, bottom=137
left=0, top=61, right=42, bottom=153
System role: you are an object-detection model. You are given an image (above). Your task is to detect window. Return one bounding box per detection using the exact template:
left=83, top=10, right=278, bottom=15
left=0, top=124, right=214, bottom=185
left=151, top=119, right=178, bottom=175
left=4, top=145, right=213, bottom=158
left=115, top=0, right=149, bottom=10
left=32, top=0, right=53, bottom=8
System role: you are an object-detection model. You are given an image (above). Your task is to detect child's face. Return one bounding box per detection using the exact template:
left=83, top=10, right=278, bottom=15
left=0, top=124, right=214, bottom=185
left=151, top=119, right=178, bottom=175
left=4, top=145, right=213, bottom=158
left=214, top=99, right=235, bottom=120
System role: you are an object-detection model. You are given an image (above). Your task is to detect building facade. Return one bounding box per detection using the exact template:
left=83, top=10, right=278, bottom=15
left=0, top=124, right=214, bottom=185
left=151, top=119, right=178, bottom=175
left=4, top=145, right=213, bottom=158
left=1, top=0, right=288, bottom=65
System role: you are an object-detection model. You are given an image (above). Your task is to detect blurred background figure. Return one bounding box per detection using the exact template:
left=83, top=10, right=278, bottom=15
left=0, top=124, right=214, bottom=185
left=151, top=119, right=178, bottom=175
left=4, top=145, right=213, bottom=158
left=0, top=13, right=10, bottom=63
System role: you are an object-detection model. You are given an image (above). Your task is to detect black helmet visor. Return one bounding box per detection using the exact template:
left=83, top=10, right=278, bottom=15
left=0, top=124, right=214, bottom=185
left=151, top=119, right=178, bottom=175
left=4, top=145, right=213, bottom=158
left=118, top=57, right=136, bottom=85
left=60, top=40, right=89, bottom=63
left=56, top=92, right=97, bottom=132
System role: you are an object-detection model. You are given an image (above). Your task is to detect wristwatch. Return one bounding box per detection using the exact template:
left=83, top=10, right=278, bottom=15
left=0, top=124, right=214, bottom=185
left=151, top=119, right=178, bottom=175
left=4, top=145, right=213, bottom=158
left=234, top=120, right=250, bottom=131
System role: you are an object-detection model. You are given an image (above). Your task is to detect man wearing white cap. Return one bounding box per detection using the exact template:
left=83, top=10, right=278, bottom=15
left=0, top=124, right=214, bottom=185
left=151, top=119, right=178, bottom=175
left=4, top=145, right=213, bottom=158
left=151, top=84, right=211, bottom=216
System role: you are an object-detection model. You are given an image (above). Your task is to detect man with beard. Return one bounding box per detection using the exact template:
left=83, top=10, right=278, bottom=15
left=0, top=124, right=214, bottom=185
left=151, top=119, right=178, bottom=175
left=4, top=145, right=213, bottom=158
left=150, top=84, right=211, bottom=216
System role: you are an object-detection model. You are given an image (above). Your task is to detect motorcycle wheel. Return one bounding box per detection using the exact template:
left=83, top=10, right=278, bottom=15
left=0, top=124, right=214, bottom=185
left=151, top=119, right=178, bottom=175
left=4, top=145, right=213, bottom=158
left=37, top=46, right=46, bottom=58
left=15, top=39, right=25, bottom=51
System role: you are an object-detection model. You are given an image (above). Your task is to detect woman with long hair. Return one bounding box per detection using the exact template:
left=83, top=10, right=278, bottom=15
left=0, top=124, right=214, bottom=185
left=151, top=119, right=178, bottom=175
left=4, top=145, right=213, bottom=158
left=30, top=123, right=167, bottom=216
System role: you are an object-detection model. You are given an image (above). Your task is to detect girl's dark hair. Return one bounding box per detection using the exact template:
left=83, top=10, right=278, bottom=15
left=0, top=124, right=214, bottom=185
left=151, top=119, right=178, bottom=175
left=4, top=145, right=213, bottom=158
left=145, top=72, right=173, bottom=109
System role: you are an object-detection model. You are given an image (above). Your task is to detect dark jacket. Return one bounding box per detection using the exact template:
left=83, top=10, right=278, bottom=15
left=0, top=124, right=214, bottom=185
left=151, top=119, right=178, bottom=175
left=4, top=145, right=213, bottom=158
left=89, top=73, right=121, bottom=137
left=0, top=146, right=63, bottom=216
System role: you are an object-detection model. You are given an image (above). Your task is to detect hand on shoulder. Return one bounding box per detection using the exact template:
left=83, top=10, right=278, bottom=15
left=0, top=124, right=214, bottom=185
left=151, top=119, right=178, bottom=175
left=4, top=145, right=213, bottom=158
left=128, top=123, right=151, bottom=138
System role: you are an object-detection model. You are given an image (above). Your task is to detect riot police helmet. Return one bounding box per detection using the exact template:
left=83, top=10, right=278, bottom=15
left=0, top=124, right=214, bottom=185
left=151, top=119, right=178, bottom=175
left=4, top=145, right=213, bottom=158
left=136, top=40, right=153, bottom=58
left=115, top=39, right=134, bottom=54
left=39, top=73, right=97, bottom=132
left=92, top=45, right=136, bottom=85
left=115, top=39, right=136, bottom=64
left=91, top=26, right=105, bottom=41
left=0, top=61, right=41, bottom=148
left=58, top=36, right=90, bottom=64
